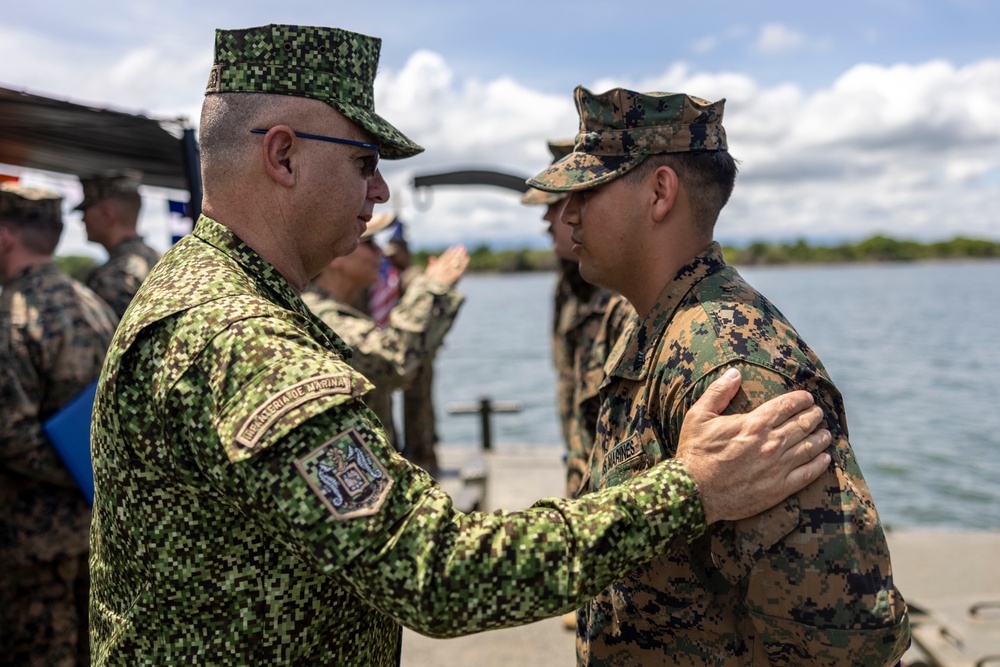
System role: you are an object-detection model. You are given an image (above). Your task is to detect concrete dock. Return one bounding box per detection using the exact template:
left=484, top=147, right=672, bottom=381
left=401, top=444, right=1000, bottom=667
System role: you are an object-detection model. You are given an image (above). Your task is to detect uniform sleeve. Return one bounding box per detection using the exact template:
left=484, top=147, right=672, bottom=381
left=672, top=362, right=910, bottom=666
left=341, top=274, right=462, bottom=392
left=242, top=415, right=708, bottom=638
left=0, top=334, right=79, bottom=486
left=385, top=273, right=463, bottom=354
left=192, top=314, right=709, bottom=639
left=172, top=318, right=705, bottom=637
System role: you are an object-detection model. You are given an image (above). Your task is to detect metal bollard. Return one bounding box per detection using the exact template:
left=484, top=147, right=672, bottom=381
left=447, top=396, right=523, bottom=451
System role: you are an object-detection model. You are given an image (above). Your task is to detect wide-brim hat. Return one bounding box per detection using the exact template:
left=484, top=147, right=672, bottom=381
left=528, top=86, right=727, bottom=193
left=206, top=24, right=423, bottom=160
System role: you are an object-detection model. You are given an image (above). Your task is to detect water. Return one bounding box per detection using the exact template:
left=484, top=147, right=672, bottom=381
left=429, top=261, right=1000, bottom=530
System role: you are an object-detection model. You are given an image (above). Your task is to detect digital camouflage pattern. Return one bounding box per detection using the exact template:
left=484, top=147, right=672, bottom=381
left=551, top=262, right=629, bottom=498
left=73, top=169, right=142, bottom=211
left=578, top=244, right=910, bottom=666
left=0, top=261, right=117, bottom=665
left=397, top=265, right=443, bottom=472
left=205, top=24, right=422, bottom=159
left=569, top=292, right=635, bottom=500
left=0, top=182, right=63, bottom=224
left=301, top=270, right=462, bottom=451
left=521, top=139, right=575, bottom=205
left=86, top=235, right=161, bottom=318
left=528, top=86, right=727, bottom=192
left=89, top=215, right=713, bottom=666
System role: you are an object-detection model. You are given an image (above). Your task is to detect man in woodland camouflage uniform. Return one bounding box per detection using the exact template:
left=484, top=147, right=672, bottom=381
left=88, top=24, right=833, bottom=665
left=529, top=86, right=910, bottom=666
left=524, top=138, right=634, bottom=500
left=302, top=215, right=467, bottom=460
left=0, top=183, right=118, bottom=666
left=76, top=169, right=161, bottom=318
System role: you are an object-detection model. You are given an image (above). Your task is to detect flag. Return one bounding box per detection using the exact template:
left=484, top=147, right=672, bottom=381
left=168, top=199, right=192, bottom=245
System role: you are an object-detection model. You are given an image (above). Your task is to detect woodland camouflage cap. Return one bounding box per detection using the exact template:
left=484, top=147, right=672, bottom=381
left=528, top=86, right=727, bottom=192
left=521, top=139, right=575, bottom=205
left=205, top=24, right=423, bottom=160
left=74, top=169, right=143, bottom=211
left=0, top=182, right=63, bottom=228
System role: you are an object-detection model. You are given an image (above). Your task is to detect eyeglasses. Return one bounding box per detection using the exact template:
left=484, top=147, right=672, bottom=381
left=249, top=129, right=380, bottom=177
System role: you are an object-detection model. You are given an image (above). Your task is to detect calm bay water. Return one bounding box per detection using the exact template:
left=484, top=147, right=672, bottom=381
left=429, top=261, right=1000, bottom=530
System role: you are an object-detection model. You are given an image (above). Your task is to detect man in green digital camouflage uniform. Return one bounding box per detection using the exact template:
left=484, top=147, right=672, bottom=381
left=88, top=24, right=834, bottom=666
left=0, top=183, right=118, bottom=667
left=302, top=215, right=467, bottom=458
left=529, top=86, right=911, bottom=666
left=76, top=169, right=161, bottom=318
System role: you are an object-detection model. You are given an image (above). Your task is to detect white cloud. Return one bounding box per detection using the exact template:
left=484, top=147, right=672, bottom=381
left=5, top=25, right=1000, bottom=254
left=692, top=36, right=718, bottom=54
left=755, top=23, right=807, bottom=54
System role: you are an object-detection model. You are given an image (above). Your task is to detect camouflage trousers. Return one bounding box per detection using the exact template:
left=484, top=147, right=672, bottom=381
left=401, top=362, right=439, bottom=473
left=0, top=553, right=91, bottom=667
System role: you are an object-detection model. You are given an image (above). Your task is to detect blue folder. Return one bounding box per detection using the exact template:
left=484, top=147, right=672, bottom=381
left=43, top=379, right=98, bottom=505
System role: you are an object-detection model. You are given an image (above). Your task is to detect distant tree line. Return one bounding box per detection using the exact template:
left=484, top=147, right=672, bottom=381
left=412, top=235, right=1000, bottom=273
left=724, top=235, right=1000, bottom=266
left=54, top=235, right=1000, bottom=280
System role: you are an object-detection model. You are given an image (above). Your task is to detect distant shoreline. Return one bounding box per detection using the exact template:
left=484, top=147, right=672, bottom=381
left=54, top=235, right=1000, bottom=280
left=414, top=235, right=1000, bottom=273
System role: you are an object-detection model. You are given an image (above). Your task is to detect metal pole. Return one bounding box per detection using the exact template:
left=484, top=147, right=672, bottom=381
left=181, top=128, right=202, bottom=220
left=479, top=397, right=492, bottom=451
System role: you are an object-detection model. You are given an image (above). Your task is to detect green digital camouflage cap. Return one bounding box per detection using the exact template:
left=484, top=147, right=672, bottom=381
left=528, top=86, right=727, bottom=192
left=205, top=24, right=423, bottom=160
left=74, top=169, right=143, bottom=211
left=0, top=182, right=63, bottom=228
left=521, top=139, right=575, bottom=205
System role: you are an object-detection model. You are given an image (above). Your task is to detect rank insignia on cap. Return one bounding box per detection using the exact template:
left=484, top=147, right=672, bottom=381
left=295, top=428, right=393, bottom=520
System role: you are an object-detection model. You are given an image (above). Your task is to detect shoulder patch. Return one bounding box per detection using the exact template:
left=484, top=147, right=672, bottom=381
left=236, top=373, right=363, bottom=449
left=295, top=428, right=394, bottom=520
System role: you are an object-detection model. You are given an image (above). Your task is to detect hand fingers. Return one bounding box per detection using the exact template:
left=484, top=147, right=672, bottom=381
left=782, top=450, right=832, bottom=497
left=687, top=368, right=742, bottom=419
left=753, top=389, right=816, bottom=429
left=770, top=405, right=825, bottom=451
left=781, top=428, right=832, bottom=469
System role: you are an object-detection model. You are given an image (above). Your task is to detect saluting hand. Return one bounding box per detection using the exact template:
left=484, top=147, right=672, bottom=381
left=424, top=245, right=470, bottom=287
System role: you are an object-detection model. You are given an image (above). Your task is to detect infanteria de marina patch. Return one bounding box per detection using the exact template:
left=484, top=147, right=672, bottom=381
left=295, top=428, right=393, bottom=520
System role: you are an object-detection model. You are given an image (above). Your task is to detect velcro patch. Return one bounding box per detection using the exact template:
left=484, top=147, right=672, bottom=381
left=236, top=373, right=359, bottom=449
left=295, top=428, right=394, bottom=521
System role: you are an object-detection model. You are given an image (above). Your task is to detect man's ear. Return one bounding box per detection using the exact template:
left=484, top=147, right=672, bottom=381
left=651, top=165, right=679, bottom=222
left=261, top=126, right=298, bottom=188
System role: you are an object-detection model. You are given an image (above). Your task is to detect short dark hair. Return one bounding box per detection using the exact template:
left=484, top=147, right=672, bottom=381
left=623, top=151, right=739, bottom=234
left=0, top=216, right=63, bottom=255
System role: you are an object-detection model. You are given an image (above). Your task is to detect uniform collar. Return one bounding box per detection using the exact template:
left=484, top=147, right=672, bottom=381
left=193, top=215, right=304, bottom=312
left=108, top=235, right=144, bottom=255
left=605, top=242, right=728, bottom=383
left=3, top=261, right=60, bottom=289
left=192, top=216, right=350, bottom=357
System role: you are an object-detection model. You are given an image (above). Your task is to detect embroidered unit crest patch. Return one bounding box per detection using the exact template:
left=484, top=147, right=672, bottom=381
left=295, top=428, right=394, bottom=520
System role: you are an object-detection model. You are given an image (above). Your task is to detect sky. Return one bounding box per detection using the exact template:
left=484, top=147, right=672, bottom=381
left=2, top=0, right=999, bottom=258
